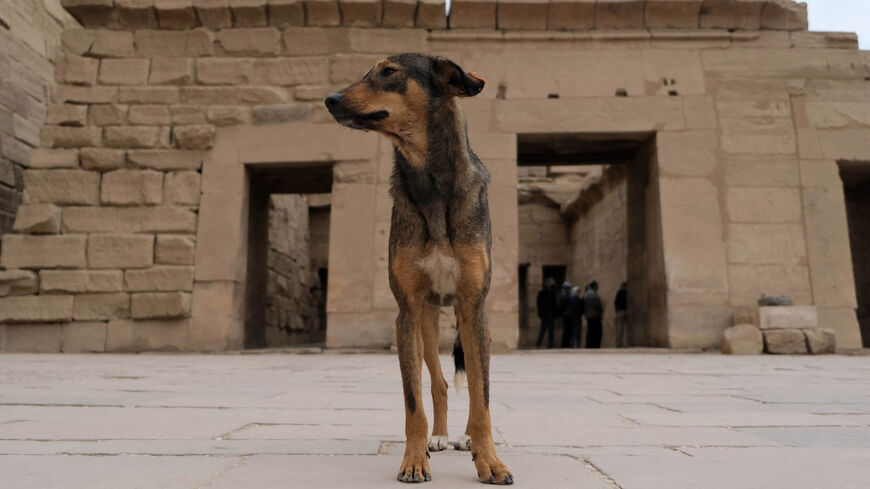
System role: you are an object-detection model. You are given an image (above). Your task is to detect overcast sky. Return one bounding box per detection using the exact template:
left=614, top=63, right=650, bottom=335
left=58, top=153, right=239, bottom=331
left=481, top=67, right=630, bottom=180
left=807, top=0, right=868, bottom=49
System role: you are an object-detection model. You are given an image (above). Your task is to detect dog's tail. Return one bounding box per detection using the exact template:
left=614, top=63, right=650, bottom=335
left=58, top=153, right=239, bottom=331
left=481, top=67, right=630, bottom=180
left=453, top=335, right=466, bottom=392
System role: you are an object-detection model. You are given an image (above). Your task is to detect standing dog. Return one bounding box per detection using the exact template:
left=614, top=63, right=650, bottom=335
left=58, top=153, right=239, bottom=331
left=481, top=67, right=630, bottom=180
left=325, top=53, right=513, bottom=485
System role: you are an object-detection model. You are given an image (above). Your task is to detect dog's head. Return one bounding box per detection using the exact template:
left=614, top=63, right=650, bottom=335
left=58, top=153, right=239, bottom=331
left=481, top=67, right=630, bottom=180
left=324, top=53, right=485, bottom=141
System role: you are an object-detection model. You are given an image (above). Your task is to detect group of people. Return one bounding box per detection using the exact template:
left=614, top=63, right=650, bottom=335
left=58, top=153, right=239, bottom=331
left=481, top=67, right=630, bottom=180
left=535, top=279, right=627, bottom=349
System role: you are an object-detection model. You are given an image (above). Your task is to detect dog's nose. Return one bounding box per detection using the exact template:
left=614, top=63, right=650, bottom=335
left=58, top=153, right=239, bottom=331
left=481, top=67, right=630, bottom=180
left=325, top=93, right=344, bottom=109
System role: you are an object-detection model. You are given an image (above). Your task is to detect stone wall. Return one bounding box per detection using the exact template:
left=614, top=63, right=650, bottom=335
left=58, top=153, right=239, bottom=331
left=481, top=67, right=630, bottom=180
left=265, top=194, right=321, bottom=346
left=567, top=166, right=628, bottom=347
left=0, top=0, right=867, bottom=352
left=0, top=1, right=76, bottom=235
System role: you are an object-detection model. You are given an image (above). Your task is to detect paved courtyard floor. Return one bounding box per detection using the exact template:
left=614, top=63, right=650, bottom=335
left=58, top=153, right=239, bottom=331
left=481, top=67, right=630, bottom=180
left=1, top=350, right=870, bottom=488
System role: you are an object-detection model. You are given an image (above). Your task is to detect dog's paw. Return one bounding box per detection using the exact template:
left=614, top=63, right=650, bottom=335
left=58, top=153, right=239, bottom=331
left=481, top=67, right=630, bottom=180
left=397, top=450, right=432, bottom=483
left=473, top=451, right=513, bottom=485
left=428, top=435, right=449, bottom=452
left=452, top=433, right=472, bottom=451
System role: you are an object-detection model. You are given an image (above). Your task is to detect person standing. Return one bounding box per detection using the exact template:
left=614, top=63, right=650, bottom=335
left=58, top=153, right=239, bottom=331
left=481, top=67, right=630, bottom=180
left=559, top=282, right=574, bottom=348
left=570, top=285, right=585, bottom=348
left=535, top=278, right=558, bottom=349
left=614, top=282, right=628, bottom=348
left=584, top=281, right=603, bottom=349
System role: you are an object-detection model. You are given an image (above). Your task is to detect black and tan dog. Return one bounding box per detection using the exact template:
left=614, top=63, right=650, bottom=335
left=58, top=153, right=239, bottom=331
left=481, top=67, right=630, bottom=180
left=325, top=53, right=513, bottom=485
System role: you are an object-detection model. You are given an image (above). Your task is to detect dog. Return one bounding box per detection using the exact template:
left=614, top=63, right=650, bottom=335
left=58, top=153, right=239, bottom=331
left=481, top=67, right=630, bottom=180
left=325, top=53, right=513, bottom=485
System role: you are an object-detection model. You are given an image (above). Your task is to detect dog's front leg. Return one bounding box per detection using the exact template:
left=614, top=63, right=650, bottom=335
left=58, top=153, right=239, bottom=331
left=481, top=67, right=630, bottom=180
left=396, top=303, right=435, bottom=483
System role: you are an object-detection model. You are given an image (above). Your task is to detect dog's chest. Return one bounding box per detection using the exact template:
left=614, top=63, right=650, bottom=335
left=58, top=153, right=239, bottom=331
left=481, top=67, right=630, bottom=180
left=417, top=246, right=460, bottom=296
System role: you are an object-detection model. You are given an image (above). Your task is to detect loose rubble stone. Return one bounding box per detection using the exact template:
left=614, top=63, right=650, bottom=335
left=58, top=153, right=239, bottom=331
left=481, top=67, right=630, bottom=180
left=722, top=324, right=764, bottom=355
left=804, top=328, right=836, bottom=354
left=758, top=306, right=818, bottom=330
left=764, top=329, right=808, bottom=355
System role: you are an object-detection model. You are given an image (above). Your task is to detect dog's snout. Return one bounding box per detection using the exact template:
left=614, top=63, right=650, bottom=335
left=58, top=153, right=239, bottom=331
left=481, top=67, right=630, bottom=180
left=325, top=93, right=344, bottom=110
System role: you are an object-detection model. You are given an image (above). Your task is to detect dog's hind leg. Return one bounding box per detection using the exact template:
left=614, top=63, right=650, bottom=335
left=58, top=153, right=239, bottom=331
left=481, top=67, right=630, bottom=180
left=396, top=302, right=436, bottom=483
left=422, top=316, right=449, bottom=452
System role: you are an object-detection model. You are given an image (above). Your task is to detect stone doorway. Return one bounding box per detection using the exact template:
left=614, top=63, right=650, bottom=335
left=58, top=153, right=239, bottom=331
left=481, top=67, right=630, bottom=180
left=839, top=162, right=870, bottom=348
left=516, top=133, right=666, bottom=349
left=245, top=165, right=332, bottom=349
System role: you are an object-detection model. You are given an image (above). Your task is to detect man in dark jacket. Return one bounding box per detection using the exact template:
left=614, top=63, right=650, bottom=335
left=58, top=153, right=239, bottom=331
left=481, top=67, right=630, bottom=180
left=559, top=281, right=574, bottom=348
left=535, top=278, right=558, bottom=349
left=614, top=282, right=627, bottom=348
left=584, top=281, right=604, bottom=348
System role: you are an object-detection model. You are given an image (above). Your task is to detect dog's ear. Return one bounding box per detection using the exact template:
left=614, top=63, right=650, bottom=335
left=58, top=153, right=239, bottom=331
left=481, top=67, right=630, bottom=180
left=431, top=57, right=485, bottom=97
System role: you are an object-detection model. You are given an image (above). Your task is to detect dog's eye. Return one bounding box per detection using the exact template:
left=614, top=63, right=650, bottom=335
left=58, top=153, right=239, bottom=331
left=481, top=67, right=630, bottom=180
left=380, top=67, right=397, bottom=78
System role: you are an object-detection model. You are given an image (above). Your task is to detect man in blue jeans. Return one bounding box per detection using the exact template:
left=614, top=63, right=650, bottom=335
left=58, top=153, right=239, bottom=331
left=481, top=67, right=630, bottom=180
left=535, top=278, right=558, bottom=349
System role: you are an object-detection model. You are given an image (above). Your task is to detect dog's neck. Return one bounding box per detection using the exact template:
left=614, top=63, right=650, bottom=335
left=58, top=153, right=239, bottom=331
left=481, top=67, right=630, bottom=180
left=394, top=98, right=471, bottom=173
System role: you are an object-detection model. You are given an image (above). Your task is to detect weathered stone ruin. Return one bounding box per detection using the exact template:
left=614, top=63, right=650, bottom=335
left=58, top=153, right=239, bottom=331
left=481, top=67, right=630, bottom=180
left=0, top=0, right=868, bottom=352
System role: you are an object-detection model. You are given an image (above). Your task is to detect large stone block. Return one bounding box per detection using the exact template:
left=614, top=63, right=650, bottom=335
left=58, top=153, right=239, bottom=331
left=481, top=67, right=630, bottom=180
left=156, top=234, right=196, bottom=264
left=2, top=324, right=62, bottom=352
left=0, top=270, right=38, bottom=296
left=0, top=295, right=74, bottom=323
left=40, top=270, right=124, bottom=293
left=172, top=125, right=214, bottom=149
left=89, top=104, right=128, bottom=126
left=253, top=57, right=329, bottom=85
left=13, top=204, right=61, bottom=234
left=595, top=0, right=645, bottom=29
left=53, top=86, right=118, bottom=105
left=73, top=293, right=131, bottom=320
left=215, top=28, right=280, bottom=56
left=449, top=0, right=496, bottom=29
left=87, top=234, right=154, bottom=269
left=282, top=27, right=348, bottom=56
left=117, top=87, right=181, bottom=104
left=57, top=54, right=99, bottom=86
left=763, top=328, right=807, bottom=354
left=188, top=280, right=244, bottom=350
left=728, top=264, right=813, bottom=306
left=722, top=323, right=763, bottom=355
left=127, top=150, right=203, bottom=171
left=195, top=58, right=254, bottom=85
left=723, top=154, right=800, bottom=188
left=726, top=223, right=807, bottom=265
left=193, top=0, right=233, bottom=28
left=1, top=235, right=87, bottom=269
left=340, top=0, right=382, bottom=27
left=304, top=0, right=341, bottom=26
left=164, top=171, right=201, bottom=205
left=760, top=0, right=807, bottom=30
left=134, top=29, right=214, bottom=57
left=269, top=0, right=305, bottom=26
left=720, top=118, right=796, bottom=155
left=101, top=169, right=164, bottom=205
left=817, top=307, right=862, bottom=350
left=63, top=206, right=197, bottom=233
left=106, top=318, right=189, bottom=351
left=758, top=305, right=818, bottom=330
left=415, top=0, right=446, bottom=29
left=666, top=305, right=733, bottom=349
left=46, top=104, right=89, bottom=127
left=99, top=59, right=150, bottom=85
left=496, top=0, right=548, bottom=30
left=61, top=321, right=107, bottom=352
left=645, top=0, right=702, bottom=28
left=128, top=105, right=171, bottom=125
left=699, top=0, right=762, bottom=30
left=230, top=0, right=269, bottom=26
left=22, top=170, right=99, bottom=205
left=347, top=28, right=426, bottom=54
left=804, top=328, right=836, bottom=354
left=28, top=149, right=79, bottom=169
left=81, top=148, right=126, bottom=171
left=382, top=0, right=416, bottom=27
left=149, top=58, right=194, bottom=85
left=40, top=126, right=102, bottom=148
left=125, top=266, right=194, bottom=292
left=91, top=30, right=136, bottom=58
left=103, top=126, right=164, bottom=149
left=725, top=187, right=802, bottom=223
left=131, top=292, right=192, bottom=319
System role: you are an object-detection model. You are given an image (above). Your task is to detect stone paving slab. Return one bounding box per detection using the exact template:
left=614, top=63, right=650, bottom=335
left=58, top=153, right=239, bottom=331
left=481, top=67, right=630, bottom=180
left=1, top=351, right=869, bottom=488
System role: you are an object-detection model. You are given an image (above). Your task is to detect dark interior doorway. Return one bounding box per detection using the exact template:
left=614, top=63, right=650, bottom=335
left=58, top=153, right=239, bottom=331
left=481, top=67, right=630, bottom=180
left=515, top=133, right=666, bottom=349
left=839, top=162, right=870, bottom=347
left=245, top=164, right=332, bottom=349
